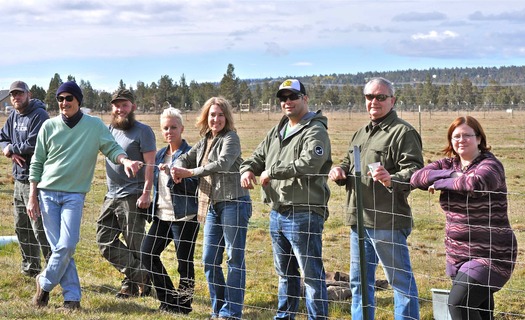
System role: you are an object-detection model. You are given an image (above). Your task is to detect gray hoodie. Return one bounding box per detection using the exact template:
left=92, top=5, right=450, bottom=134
left=0, top=99, right=49, bottom=181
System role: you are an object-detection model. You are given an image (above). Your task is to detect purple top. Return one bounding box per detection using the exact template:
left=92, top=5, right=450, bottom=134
left=410, top=152, right=517, bottom=289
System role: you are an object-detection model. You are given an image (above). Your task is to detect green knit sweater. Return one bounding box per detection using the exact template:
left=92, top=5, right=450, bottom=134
left=29, top=114, right=125, bottom=193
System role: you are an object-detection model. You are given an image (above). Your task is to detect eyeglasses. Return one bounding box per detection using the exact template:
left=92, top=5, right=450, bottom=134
left=365, top=94, right=393, bottom=102
left=57, top=95, right=75, bottom=103
left=10, top=91, right=25, bottom=97
left=278, top=93, right=303, bottom=102
left=451, top=134, right=477, bottom=141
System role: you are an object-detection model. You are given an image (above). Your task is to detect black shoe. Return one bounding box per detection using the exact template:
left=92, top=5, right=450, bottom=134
left=22, top=269, right=40, bottom=278
left=115, top=282, right=139, bottom=299
left=175, top=288, right=193, bottom=314
left=32, top=275, right=49, bottom=307
left=159, top=302, right=184, bottom=314
left=59, top=301, right=81, bottom=311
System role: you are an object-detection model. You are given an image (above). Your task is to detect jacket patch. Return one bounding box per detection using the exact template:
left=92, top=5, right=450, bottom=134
left=314, top=145, right=324, bottom=156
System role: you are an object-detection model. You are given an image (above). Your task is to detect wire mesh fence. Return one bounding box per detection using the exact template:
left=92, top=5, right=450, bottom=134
left=0, top=110, right=524, bottom=319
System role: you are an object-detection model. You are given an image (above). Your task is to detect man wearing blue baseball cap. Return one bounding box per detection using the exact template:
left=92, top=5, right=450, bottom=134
left=241, top=79, right=332, bottom=319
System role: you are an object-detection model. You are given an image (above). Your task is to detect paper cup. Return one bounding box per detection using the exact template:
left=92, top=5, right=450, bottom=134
left=368, top=162, right=381, bottom=173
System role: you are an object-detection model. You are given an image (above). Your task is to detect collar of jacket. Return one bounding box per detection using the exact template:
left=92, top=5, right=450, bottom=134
left=277, top=110, right=324, bottom=132
left=366, top=109, right=397, bottom=133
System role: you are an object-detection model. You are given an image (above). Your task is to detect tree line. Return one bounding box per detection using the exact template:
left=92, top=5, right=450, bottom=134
left=27, top=64, right=525, bottom=114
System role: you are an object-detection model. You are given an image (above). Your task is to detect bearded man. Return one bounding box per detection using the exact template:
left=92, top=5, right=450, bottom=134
left=0, top=80, right=51, bottom=277
left=96, top=89, right=156, bottom=298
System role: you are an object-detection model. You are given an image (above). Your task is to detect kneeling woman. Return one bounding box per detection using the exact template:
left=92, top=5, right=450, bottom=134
left=141, top=107, right=199, bottom=314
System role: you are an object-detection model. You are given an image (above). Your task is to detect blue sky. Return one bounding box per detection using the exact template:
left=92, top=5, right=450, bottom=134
left=1, top=0, right=524, bottom=92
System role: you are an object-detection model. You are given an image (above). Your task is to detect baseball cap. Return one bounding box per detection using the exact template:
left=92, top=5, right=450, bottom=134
left=9, top=80, right=30, bottom=94
left=111, top=89, right=135, bottom=104
left=276, top=79, right=307, bottom=97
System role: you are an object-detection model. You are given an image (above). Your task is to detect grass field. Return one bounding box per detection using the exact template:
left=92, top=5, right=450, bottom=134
left=0, top=109, right=524, bottom=319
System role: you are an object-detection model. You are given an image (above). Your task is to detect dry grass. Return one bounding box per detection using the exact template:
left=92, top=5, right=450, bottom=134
left=0, top=110, right=524, bottom=319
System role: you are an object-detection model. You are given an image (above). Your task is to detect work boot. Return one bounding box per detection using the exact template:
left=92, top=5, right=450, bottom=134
left=138, top=273, right=152, bottom=297
left=58, top=301, right=81, bottom=312
left=159, top=302, right=183, bottom=314
left=32, top=274, right=49, bottom=307
left=115, top=278, right=139, bottom=299
left=175, top=288, right=194, bottom=314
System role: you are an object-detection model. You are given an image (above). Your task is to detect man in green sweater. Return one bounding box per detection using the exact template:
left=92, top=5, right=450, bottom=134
left=27, top=81, right=142, bottom=310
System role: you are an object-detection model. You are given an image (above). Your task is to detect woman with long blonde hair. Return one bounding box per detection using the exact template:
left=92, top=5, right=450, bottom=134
left=171, top=96, right=252, bottom=319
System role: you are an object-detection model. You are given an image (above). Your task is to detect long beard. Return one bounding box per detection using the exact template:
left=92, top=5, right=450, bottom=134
left=111, top=111, right=135, bottom=130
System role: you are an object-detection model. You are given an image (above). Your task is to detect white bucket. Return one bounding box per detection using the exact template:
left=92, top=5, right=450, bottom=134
left=431, top=288, right=452, bottom=320
left=0, top=236, right=19, bottom=247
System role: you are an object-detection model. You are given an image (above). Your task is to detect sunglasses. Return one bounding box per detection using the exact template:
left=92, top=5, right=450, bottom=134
left=57, top=95, right=75, bottom=103
left=365, top=94, right=393, bottom=102
left=278, top=93, right=303, bottom=102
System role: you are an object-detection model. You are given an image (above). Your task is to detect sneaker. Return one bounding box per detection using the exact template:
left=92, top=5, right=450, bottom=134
left=32, top=274, right=49, bottom=307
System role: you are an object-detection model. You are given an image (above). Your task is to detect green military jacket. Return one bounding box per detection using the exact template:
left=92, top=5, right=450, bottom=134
left=240, top=110, right=332, bottom=218
left=337, top=110, right=423, bottom=229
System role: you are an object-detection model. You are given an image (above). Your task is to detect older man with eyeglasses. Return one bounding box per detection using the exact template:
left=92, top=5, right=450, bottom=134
left=329, top=77, right=423, bottom=320
left=27, top=81, right=142, bottom=311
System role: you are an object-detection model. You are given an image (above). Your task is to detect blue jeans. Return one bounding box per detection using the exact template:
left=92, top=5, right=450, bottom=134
left=270, top=210, right=328, bottom=320
left=203, top=196, right=251, bottom=319
left=38, top=190, right=86, bottom=302
left=350, top=227, right=420, bottom=320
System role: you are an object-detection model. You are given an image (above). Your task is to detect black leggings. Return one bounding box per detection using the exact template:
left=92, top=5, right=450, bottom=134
left=448, top=271, right=495, bottom=320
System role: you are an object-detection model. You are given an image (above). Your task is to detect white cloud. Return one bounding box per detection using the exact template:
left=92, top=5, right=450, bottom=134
left=411, top=30, right=459, bottom=41
left=1, top=0, right=525, bottom=89
left=293, top=62, right=313, bottom=67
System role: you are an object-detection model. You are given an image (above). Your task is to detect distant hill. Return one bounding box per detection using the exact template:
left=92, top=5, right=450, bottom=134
left=244, top=65, right=525, bottom=88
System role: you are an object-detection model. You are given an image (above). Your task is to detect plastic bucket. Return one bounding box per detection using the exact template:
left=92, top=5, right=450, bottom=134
left=431, top=288, right=452, bottom=320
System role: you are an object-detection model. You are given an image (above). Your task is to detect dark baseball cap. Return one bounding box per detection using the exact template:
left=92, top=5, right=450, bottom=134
left=9, top=80, right=30, bottom=93
left=111, top=89, right=135, bottom=104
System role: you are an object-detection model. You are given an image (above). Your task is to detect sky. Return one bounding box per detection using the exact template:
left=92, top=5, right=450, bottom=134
left=1, top=0, right=525, bottom=92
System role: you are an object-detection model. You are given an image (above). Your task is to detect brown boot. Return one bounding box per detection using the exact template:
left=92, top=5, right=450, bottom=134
left=138, top=273, right=152, bottom=297
left=57, top=301, right=81, bottom=312
left=32, top=274, right=50, bottom=307
left=63, top=301, right=81, bottom=310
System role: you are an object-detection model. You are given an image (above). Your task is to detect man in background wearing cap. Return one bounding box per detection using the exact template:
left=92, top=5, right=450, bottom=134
left=240, top=79, right=332, bottom=319
left=27, top=81, right=143, bottom=310
left=0, top=80, right=50, bottom=278
left=96, top=89, right=156, bottom=299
